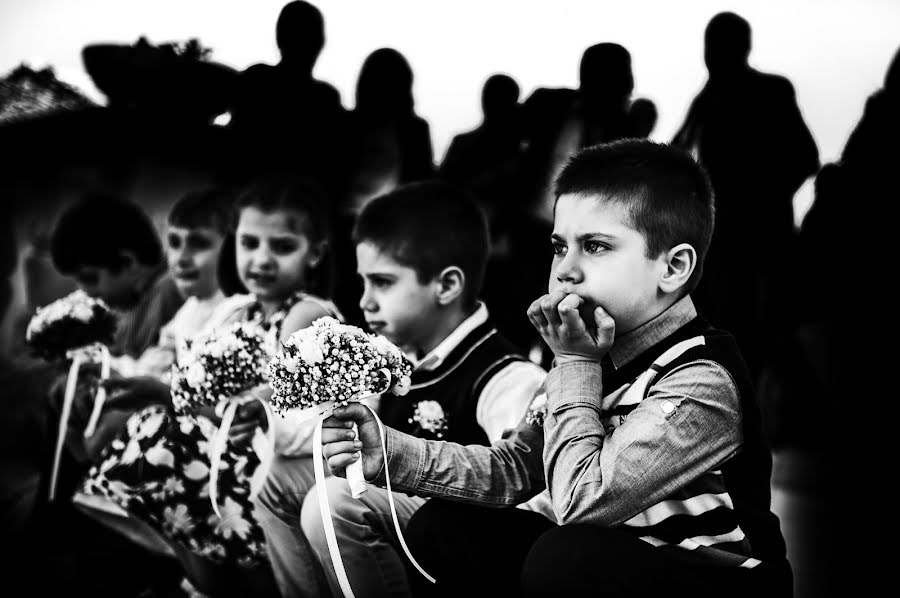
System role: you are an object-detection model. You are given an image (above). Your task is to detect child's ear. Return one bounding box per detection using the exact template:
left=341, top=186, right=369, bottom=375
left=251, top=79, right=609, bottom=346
left=306, top=239, right=328, bottom=268
left=659, top=243, right=696, bottom=294
left=434, top=266, right=465, bottom=306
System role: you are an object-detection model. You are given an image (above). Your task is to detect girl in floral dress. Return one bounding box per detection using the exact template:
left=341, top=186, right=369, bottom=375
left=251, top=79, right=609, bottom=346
left=77, top=173, right=341, bottom=596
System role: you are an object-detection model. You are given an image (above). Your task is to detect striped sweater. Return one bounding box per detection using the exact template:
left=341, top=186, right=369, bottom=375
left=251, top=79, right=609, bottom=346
left=590, top=319, right=784, bottom=568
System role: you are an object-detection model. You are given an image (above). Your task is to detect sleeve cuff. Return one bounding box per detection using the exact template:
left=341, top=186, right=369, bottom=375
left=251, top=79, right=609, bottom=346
left=545, top=361, right=604, bottom=411
left=378, top=427, right=426, bottom=491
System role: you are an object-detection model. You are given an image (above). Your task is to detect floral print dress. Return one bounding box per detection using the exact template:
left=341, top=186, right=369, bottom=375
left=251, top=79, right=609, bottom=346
left=78, top=291, right=342, bottom=566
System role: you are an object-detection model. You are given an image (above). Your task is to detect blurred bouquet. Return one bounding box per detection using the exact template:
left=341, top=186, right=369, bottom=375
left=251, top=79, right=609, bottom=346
left=25, top=289, right=117, bottom=361
left=170, top=321, right=270, bottom=414
left=27, top=290, right=118, bottom=500
left=169, top=320, right=273, bottom=518
left=268, top=316, right=412, bottom=414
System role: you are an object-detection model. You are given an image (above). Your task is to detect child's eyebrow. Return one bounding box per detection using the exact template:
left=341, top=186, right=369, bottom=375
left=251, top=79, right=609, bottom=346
left=550, top=232, right=618, bottom=243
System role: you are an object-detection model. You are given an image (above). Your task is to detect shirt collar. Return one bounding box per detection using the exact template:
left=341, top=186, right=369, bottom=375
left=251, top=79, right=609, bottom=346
left=408, top=302, right=489, bottom=371
left=607, top=295, right=697, bottom=370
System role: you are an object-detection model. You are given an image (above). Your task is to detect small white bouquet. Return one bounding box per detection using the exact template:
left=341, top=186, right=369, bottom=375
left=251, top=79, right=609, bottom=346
left=170, top=321, right=270, bottom=414
left=25, top=289, right=117, bottom=361
left=268, top=317, right=432, bottom=595
left=268, top=316, right=412, bottom=498
left=268, top=316, right=412, bottom=414
left=169, top=320, right=273, bottom=518
left=26, top=289, right=118, bottom=500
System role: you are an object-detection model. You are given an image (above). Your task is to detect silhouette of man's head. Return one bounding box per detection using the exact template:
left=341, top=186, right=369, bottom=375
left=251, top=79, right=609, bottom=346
left=579, top=43, right=634, bottom=106
left=629, top=98, right=658, bottom=138
left=276, top=1, right=325, bottom=73
left=355, top=47, right=415, bottom=117
left=482, top=74, right=520, bottom=122
left=704, top=12, right=751, bottom=76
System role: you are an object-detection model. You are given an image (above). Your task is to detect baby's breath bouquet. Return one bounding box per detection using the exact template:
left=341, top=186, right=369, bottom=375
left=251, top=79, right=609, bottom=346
left=26, top=289, right=118, bottom=500
left=170, top=321, right=269, bottom=414
left=268, top=316, right=412, bottom=498
left=268, top=316, right=412, bottom=414
left=169, top=320, right=273, bottom=518
left=269, top=317, right=433, bottom=592
left=25, top=289, right=117, bottom=361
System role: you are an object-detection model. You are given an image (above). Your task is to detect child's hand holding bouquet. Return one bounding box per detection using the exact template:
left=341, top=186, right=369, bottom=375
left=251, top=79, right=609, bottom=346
left=268, top=316, right=412, bottom=496
left=267, top=317, right=427, bottom=595
left=169, top=320, right=273, bottom=517
left=26, top=289, right=118, bottom=499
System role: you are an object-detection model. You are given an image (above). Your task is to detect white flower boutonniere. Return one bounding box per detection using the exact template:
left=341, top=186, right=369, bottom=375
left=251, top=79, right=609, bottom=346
left=409, top=400, right=448, bottom=438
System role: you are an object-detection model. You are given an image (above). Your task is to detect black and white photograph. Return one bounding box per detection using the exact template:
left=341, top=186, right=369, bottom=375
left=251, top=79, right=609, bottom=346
left=1, top=1, right=894, bottom=596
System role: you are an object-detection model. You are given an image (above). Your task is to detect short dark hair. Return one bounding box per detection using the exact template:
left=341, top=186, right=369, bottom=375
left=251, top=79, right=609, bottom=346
left=554, top=139, right=715, bottom=294
left=168, top=187, right=236, bottom=234
left=235, top=171, right=335, bottom=298
left=51, top=194, right=163, bottom=274
left=352, top=180, right=490, bottom=308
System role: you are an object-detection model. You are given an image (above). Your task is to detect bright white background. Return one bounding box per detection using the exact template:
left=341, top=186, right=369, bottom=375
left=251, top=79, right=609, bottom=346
left=2, top=0, right=899, bottom=217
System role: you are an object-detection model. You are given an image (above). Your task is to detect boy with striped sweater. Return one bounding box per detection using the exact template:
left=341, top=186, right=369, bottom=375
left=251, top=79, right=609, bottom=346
left=322, top=140, right=792, bottom=598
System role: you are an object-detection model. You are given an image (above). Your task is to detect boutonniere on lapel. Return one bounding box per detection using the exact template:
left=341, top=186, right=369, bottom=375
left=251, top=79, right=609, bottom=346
left=409, top=400, right=448, bottom=438
left=525, top=391, right=548, bottom=427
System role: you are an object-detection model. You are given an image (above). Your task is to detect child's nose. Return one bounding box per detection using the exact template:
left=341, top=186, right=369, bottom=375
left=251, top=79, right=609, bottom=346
left=555, top=254, right=582, bottom=284
left=359, top=289, right=377, bottom=312
left=253, top=248, right=276, bottom=269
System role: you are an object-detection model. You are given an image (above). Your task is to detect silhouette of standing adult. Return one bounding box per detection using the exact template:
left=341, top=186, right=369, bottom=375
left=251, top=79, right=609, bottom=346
left=800, top=47, right=899, bottom=322
left=439, top=73, right=540, bottom=358
left=520, top=42, right=654, bottom=227
left=440, top=73, right=524, bottom=225
left=341, top=47, right=435, bottom=218
left=331, top=48, right=435, bottom=328
left=673, top=12, right=819, bottom=381
left=227, top=1, right=348, bottom=195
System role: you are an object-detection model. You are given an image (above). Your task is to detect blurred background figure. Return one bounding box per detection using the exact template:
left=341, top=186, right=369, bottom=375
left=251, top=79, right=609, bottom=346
left=227, top=0, right=349, bottom=197
left=333, top=47, right=435, bottom=327
left=673, top=12, right=819, bottom=384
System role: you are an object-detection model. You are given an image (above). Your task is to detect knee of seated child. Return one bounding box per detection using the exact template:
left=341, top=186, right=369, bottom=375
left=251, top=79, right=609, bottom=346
left=256, top=455, right=316, bottom=515
left=300, top=476, right=360, bottom=539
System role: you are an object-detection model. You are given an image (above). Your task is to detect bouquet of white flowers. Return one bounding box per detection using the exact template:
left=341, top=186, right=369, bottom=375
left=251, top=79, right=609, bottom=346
left=170, top=320, right=273, bottom=518
left=26, top=290, right=118, bottom=500
left=25, top=289, right=117, bottom=361
left=170, top=321, right=270, bottom=414
left=267, top=317, right=427, bottom=597
left=268, top=316, right=412, bottom=415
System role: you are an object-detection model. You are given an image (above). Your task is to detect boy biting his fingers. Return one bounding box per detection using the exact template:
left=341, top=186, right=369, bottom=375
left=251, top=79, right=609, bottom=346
left=321, top=139, right=792, bottom=598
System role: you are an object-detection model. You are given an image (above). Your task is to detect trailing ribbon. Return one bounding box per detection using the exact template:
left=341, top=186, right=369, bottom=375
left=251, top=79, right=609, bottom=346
left=312, top=402, right=435, bottom=598
left=83, top=344, right=111, bottom=438
left=208, top=392, right=276, bottom=519
left=48, top=342, right=111, bottom=501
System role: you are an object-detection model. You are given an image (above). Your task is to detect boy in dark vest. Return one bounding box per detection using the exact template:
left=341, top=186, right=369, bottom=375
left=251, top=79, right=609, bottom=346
left=255, top=180, right=546, bottom=598
left=321, top=140, right=792, bottom=598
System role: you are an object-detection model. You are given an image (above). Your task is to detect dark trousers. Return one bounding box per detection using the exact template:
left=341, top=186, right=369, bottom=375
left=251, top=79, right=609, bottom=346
left=404, top=499, right=793, bottom=598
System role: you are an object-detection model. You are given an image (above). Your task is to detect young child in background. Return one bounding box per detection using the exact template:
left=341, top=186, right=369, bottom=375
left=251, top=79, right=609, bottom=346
left=49, top=193, right=184, bottom=360
left=320, top=141, right=792, bottom=598
left=44, top=193, right=186, bottom=499
left=77, top=173, right=343, bottom=597
left=255, top=180, right=546, bottom=598
left=118, top=187, right=245, bottom=381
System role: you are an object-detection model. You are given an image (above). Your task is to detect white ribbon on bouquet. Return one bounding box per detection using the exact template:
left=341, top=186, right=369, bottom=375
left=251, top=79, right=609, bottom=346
left=48, top=342, right=111, bottom=500
left=310, top=395, right=436, bottom=598
left=207, top=392, right=277, bottom=519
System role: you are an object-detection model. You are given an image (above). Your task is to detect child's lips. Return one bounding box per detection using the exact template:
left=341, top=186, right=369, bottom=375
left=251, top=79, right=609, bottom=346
left=174, top=270, right=199, bottom=281
left=247, top=272, right=276, bottom=286
left=366, top=321, right=386, bottom=332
